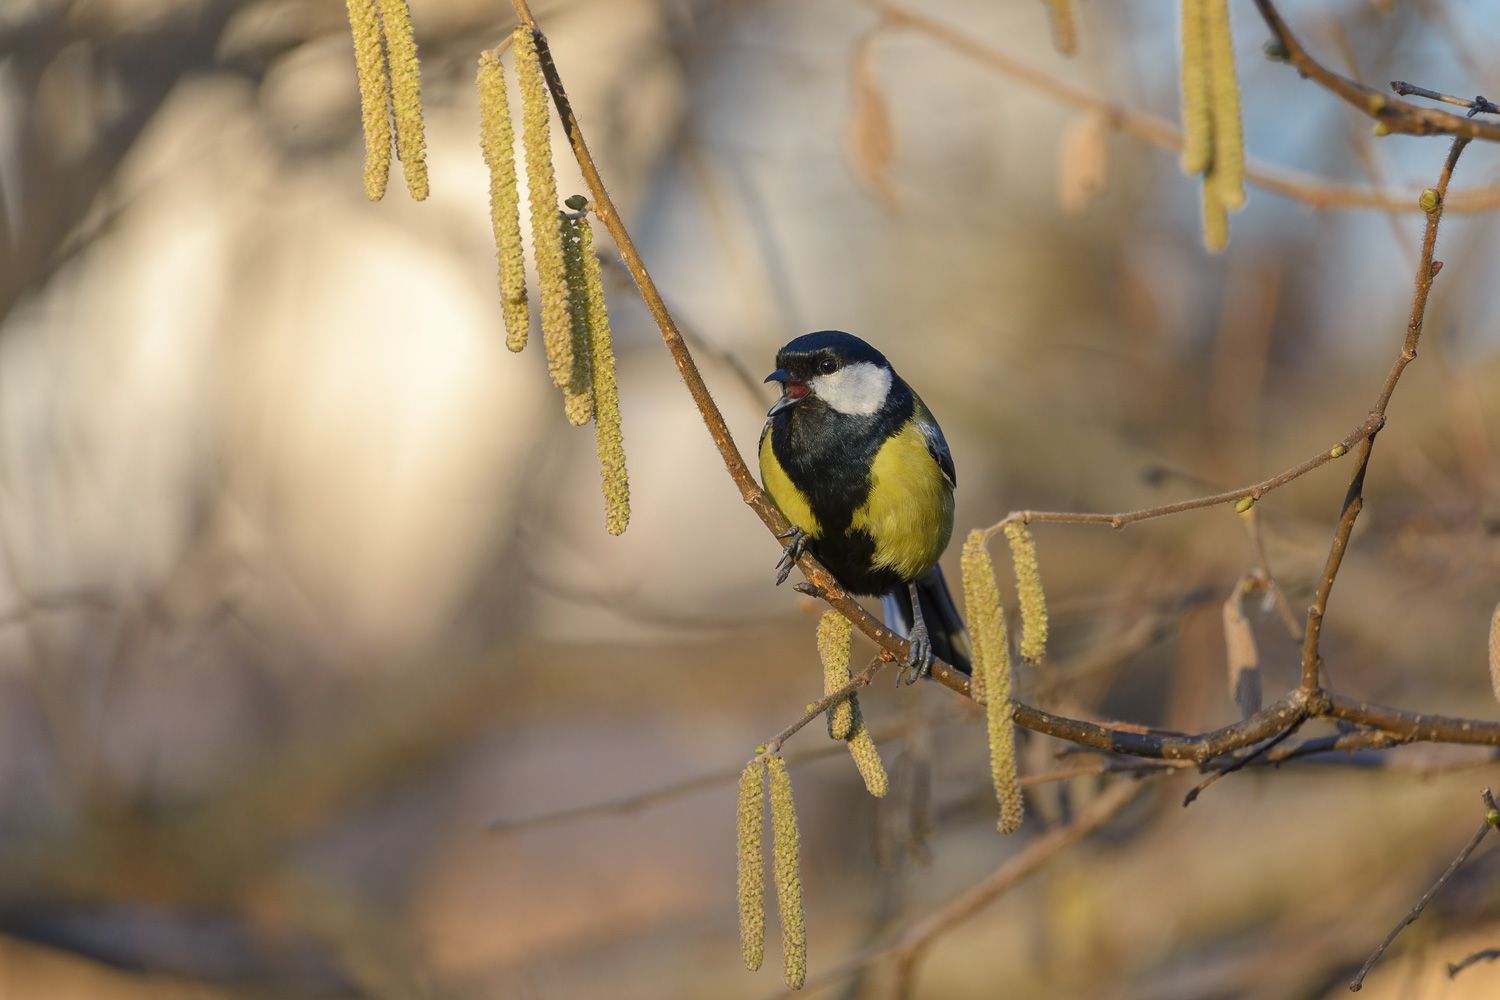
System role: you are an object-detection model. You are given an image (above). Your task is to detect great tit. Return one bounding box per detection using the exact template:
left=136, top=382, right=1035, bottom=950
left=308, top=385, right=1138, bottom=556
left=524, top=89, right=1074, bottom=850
left=759, top=331, right=972, bottom=684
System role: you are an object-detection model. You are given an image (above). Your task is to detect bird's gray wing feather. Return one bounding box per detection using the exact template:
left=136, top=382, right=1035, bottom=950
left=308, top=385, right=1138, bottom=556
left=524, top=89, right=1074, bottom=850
left=911, top=395, right=956, bottom=489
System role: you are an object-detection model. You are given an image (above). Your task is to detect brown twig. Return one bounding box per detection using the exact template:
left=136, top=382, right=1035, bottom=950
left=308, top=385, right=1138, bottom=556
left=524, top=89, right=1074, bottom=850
left=1348, top=788, right=1500, bottom=991
left=991, top=413, right=1380, bottom=532
left=1447, top=948, right=1500, bottom=979
left=1240, top=508, right=1303, bottom=640
left=1181, top=714, right=1307, bottom=807
left=1391, top=81, right=1500, bottom=118
left=758, top=656, right=888, bottom=757
left=1253, top=0, right=1500, bottom=142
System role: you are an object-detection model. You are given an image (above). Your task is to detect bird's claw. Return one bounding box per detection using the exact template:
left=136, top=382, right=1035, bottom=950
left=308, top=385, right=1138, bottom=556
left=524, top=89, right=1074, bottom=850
left=895, top=627, right=933, bottom=686
left=774, top=527, right=808, bottom=586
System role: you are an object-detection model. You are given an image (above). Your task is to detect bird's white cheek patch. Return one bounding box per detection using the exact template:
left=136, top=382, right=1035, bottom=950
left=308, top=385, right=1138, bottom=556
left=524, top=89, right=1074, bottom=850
left=812, top=362, right=892, bottom=416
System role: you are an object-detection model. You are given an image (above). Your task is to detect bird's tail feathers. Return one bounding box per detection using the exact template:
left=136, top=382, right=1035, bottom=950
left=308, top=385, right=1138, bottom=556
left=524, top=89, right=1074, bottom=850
left=881, top=566, right=973, bottom=675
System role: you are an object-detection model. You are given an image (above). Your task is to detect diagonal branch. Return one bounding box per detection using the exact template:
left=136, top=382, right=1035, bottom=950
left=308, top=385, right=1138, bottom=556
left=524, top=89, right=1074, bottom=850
left=1349, top=788, right=1500, bottom=991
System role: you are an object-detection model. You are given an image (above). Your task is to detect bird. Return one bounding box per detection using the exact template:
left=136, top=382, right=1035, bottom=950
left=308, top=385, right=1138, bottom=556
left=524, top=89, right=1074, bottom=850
left=758, top=330, right=972, bottom=684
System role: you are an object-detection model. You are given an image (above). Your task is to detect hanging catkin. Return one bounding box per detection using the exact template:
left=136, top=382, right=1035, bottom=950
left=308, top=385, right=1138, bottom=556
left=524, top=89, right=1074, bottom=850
left=375, top=0, right=428, bottom=200
left=514, top=26, right=573, bottom=394
left=477, top=50, right=529, bottom=351
left=736, top=758, right=766, bottom=972
left=346, top=0, right=391, bottom=201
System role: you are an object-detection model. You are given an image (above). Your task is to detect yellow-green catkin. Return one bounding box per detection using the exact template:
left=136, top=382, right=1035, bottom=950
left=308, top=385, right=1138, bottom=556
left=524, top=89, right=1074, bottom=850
left=961, top=530, right=1023, bottom=834
left=816, top=612, right=887, bottom=796
left=559, top=214, right=595, bottom=426
left=844, top=696, right=889, bottom=798
left=374, top=0, right=427, bottom=200
left=1204, top=0, right=1244, bottom=210
left=514, top=26, right=572, bottom=396
left=574, top=212, right=630, bottom=535
left=1003, top=522, right=1049, bottom=664
left=1178, top=0, right=1211, bottom=175
left=1180, top=0, right=1243, bottom=251
left=346, top=0, right=391, bottom=201
left=987, top=618, right=1023, bottom=834
left=1489, top=602, right=1500, bottom=705
left=767, top=755, right=806, bottom=991
left=960, top=529, right=1003, bottom=706
left=1201, top=180, right=1229, bottom=254
left=478, top=50, right=529, bottom=352
left=819, top=611, right=855, bottom=740
left=737, top=758, right=767, bottom=972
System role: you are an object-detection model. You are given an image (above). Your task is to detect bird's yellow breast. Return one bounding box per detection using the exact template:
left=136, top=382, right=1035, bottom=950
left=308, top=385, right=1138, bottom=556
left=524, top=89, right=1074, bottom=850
left=851, top=419, right=953, bottom=580
left=759, top=427, right=821, bottom=538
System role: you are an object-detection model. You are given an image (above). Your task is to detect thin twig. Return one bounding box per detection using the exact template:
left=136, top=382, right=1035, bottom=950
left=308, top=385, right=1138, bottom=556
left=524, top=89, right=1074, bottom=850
left=1447, top=948, right=1500, bottom=979
left=1391, top=81, right=1500, bottom=118
left=1241, top=508, right=1303, bottom=640
left=990, top=413, right=1380, bottom=532
left=1182, top=714, right=1307, bottom=807
left=1348, top=788, right=1500, bottom=991
left=760, top=656, right=888, bottom=757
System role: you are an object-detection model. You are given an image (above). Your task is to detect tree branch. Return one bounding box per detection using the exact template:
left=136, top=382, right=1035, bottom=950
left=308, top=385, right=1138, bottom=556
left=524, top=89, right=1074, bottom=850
left=1253, top=0, right=1500, bottom=142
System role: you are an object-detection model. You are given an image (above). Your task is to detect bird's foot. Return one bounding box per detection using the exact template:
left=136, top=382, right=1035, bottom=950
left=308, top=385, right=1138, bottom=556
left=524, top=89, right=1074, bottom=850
left=774, top=526, right=808, bottom=586
left=896, top=624, right=933, bottom=686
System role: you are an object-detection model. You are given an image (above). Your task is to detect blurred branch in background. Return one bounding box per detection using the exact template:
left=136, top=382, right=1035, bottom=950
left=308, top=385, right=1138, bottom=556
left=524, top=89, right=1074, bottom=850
left=0, top=0, right=239, bottom=321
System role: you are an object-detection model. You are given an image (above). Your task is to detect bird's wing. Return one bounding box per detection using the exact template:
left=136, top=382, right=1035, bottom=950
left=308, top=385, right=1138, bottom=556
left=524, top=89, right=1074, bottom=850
left=911, top=394, right=956, bottom=489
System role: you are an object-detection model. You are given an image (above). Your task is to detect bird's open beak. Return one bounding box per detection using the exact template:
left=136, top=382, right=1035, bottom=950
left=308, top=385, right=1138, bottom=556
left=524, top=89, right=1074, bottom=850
left=765, top=369, right=808, bottom=416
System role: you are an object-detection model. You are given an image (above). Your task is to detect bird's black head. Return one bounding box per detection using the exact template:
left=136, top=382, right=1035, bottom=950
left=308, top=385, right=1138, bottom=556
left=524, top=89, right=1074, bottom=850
left=764, top=331, right=895, bottom=418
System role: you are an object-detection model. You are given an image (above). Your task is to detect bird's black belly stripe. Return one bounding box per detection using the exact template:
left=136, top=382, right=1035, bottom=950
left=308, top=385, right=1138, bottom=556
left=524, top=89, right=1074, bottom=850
left=768, top=383, right=916, bottom=596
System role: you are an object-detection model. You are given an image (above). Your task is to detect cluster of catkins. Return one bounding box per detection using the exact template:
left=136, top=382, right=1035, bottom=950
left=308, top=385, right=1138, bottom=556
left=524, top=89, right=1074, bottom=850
left=344, top=8, right=629, bottom=536
left=737, top=524, right=1049, bottom=989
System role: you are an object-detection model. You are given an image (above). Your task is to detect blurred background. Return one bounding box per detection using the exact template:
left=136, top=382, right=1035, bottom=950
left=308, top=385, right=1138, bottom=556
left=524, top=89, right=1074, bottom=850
left=2, top=0, right=1500, bottom=996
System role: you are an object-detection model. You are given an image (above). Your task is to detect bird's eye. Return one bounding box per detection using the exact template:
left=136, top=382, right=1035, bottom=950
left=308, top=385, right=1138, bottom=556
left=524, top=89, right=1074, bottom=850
left=818, top=358, right=839, bottom=375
